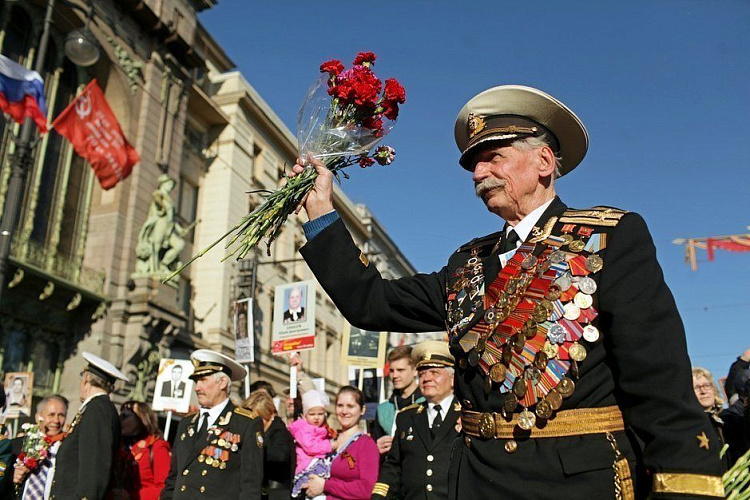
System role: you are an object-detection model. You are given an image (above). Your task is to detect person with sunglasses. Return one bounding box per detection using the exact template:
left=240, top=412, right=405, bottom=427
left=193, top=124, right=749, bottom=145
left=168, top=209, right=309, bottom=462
left=109, top=400, right=171, bottom=499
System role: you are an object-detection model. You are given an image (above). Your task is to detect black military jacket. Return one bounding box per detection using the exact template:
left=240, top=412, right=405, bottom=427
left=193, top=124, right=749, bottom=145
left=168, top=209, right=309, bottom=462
left=161, top=400, right=264, bottom=499
left=49, top=393, right=120, bottom=500
left=263, top=416, right=294, bottom=500
left=373, top=399, right=460, bottom=500
left=301, top=197, right=725, bottom=499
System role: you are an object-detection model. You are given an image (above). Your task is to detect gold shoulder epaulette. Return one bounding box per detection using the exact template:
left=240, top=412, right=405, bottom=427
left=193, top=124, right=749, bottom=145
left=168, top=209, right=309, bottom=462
left=559, top=206, right=628, bottom=227
left=234, top=407, right=258, bottom=419
left=456, top=231, right=503, bottom=253
left=399, top=403, right=422, bottom=413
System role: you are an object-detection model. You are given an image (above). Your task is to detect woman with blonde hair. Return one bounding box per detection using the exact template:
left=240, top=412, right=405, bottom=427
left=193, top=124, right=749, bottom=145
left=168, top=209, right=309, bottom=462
left=244, top=389, right=295, bottom=500
left=692, top=367, right=728, bottom=466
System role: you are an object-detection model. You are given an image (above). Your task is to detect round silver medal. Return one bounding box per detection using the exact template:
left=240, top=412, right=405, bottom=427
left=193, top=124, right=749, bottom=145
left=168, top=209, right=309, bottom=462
left=582, top=325, right=600, bottom=342
left=563, top=302, right=581, bottom=321
left=578, top=277, right=597, bottom=295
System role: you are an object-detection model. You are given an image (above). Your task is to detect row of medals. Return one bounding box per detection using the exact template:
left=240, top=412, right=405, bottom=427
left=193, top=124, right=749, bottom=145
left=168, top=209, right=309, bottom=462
left=454, top=232, right=603, bottom=431
left=198, top=429, right=240, bottom=469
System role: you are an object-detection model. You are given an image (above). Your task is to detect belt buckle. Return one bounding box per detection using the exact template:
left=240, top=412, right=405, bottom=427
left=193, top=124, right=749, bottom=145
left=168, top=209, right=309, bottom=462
left=479, top=412, right=496, bottom=439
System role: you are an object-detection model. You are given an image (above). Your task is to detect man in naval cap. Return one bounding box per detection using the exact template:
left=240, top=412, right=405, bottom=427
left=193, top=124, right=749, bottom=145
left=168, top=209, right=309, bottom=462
left=162, top=349, right=263, bottom=499
left=373, top=340, right=459, bottom=500
left=292, top=85, right=724, bottom=498
left=49, top=351, right=128, bottom=500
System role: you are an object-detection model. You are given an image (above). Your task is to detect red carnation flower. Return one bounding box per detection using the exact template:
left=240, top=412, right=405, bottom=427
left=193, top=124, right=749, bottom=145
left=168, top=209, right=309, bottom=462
left=363, top=116, right=384, bottom=131
left=353, top=51, right=377, bottom=66
left=17, top=452, right=26, bottom=461
left=381, top=100, right=399, bottom=120
left=25, top=457, right=38, bottom=469
left=332, top=66, right=382, bottom=108
left=384, top=78, right=406, bottom=104
left=320, top=59, right=344, bottom=76
left=359, top=156, right=375, bottom=168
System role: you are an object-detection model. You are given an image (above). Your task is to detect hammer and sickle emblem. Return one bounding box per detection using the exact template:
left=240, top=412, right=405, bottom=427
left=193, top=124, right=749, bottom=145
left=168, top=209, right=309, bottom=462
left=75, top=92, right=93, bottom=119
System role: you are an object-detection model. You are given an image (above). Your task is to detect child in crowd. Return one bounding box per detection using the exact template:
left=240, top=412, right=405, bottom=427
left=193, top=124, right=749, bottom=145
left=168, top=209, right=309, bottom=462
left=289, top=390, right=336, bottom=499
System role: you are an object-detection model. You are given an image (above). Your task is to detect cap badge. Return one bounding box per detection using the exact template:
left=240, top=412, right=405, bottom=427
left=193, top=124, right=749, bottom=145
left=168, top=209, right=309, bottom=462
left=468, top=113, right=486, bottom=139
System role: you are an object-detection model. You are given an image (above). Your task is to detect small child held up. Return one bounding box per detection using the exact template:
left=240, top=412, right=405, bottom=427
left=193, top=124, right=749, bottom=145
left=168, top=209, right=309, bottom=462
left=289, top=390, right=336, bottom=499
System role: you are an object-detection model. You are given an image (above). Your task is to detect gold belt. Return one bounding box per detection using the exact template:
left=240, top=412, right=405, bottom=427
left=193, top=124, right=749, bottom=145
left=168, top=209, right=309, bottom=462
left=461, top=405, right=625, bottom=439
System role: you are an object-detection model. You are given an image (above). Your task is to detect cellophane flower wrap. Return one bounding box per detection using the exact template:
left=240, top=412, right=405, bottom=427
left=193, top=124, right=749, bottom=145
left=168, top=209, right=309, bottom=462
left=166, top=52, right=404, bottom=281
left=16, top=423, right=52, bottom=470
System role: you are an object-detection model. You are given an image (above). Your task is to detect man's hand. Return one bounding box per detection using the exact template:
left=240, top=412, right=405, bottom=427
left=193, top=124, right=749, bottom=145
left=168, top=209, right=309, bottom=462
left=13, top=463, right=30, bottom=484
left=291, top=156, right=334, bottom=220
left=289, top=352, right=303, bottom=370
left=376, top=435, right=393, bottom=455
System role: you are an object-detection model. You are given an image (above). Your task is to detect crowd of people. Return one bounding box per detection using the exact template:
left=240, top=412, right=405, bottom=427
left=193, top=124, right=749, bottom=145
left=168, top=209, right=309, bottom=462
left=1, top=340, right=745, bottom=500
left=1, top=83, right=749, bottom=499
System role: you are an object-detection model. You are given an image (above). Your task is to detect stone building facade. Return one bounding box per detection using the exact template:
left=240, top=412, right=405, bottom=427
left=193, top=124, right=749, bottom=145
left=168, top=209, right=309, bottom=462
left=0, top=0, right=421, bottom=418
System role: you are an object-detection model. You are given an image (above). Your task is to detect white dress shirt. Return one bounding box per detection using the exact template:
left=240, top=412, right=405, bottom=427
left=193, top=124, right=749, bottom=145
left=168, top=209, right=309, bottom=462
left=427, top=394, right=455, bottom=427
left=505, top=198, right=555, bottom=246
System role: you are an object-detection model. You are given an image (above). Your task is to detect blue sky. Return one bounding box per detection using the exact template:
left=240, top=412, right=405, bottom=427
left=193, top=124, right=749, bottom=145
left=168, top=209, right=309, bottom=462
left=200, top=1, right=750, bottom=386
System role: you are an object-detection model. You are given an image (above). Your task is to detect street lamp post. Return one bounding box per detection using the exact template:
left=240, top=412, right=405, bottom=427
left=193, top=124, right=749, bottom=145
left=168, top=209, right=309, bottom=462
left=0, top=0, right=99, bottom=304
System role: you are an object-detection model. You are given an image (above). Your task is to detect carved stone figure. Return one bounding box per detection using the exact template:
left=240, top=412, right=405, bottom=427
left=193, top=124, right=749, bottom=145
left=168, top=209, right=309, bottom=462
left=134, top=175, right=194, bottom=277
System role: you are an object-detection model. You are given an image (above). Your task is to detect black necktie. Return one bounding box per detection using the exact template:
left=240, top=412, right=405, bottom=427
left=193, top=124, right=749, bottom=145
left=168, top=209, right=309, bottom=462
left=431, top=404, right=443, bottom=438
left=196, top=411, right=209, bottom=441
left=501, top=229, right=520, bottom=253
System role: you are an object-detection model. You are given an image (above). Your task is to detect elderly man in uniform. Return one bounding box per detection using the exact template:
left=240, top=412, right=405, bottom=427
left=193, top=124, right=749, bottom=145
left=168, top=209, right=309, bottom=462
left=372, top=340, right=460, bottom=500
left=161, top=349, right=264, bottom=499
left=50, top=352, right=128, bottom=500
left=291, top=85, right=725, bottom=499
left=14, top=395, right=69, bottom=500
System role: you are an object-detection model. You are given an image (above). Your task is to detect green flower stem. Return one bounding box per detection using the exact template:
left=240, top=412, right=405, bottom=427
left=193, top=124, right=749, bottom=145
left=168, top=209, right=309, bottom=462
left=163, top=156, right=358, bottom=283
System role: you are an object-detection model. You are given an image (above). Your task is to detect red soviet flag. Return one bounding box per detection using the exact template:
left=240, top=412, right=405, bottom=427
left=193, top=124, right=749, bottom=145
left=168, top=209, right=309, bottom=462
left=52, top=79, right=139, bottom=190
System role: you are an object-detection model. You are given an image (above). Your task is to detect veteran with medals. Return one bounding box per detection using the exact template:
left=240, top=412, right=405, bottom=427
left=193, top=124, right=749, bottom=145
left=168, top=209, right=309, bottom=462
left=49, top=352, right=128, bottom=500
left=292, top=85, right=725, bottom=499
left=161, top=349, right=263, bottom=499
left=372, top=340, right=460, bottom=500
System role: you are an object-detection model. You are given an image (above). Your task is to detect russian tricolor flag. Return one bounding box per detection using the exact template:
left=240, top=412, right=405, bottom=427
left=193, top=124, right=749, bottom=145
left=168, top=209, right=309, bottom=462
left=0, top=54, right=47, bottom=132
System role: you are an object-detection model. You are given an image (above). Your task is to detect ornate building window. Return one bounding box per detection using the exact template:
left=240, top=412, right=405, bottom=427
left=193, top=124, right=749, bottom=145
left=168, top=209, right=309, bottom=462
left=0, top=4, right=95, bottom=398
left=1, top=4, right=95, bottom=274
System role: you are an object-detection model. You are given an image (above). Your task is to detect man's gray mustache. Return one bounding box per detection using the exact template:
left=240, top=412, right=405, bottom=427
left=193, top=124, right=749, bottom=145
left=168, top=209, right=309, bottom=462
left=475, top=178, right=506, bottom=197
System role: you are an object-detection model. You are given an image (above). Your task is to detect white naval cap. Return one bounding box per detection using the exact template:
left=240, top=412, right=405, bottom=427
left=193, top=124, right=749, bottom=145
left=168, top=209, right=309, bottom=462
left=189, top=349, right=247, bottom=382
left=82, top=351, right=129, bottom=383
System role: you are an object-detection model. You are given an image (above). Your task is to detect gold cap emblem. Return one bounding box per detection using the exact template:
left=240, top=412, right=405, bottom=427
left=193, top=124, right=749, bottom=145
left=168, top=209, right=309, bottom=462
left=468, top=112, right=486, bottom=139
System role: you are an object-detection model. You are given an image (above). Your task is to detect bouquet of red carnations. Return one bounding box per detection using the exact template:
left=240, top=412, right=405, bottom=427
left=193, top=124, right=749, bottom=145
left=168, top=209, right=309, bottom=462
left=166, top=51, right=404, bottom=281
left=15, top=423, right=53, bottom=494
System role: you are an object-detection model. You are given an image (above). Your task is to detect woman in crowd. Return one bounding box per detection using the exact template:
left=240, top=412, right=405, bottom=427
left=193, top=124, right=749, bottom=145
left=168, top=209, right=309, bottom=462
left=110, top=400, right=171, bottom=499
left=244, top=390, right=296, bottom=500
left=301, top=386, right=378, bottom=500
left=692, top=367, right=729, bottom=466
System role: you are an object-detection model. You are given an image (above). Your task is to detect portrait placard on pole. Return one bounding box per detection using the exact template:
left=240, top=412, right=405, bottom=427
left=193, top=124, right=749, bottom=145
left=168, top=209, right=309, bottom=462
left=233, top=297, right=254, bottom=363
left=152, top=359, right=194, bottom=413
left=3, top=372, right=34, bottom=419
left=272, top=280, right=316, bottom=354
left=341, top=322, right=387, bottom=369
